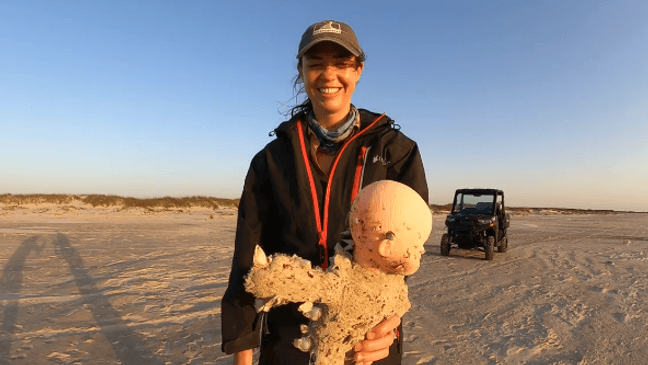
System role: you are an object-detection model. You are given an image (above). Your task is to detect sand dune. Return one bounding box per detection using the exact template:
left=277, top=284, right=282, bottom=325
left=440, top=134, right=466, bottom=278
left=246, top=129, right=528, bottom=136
left=1, top=203, right=647, bottom=364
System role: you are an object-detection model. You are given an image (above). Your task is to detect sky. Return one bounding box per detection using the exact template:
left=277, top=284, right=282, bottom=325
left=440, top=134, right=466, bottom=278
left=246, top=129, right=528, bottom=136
left=1, top=0, right=647, bottom=212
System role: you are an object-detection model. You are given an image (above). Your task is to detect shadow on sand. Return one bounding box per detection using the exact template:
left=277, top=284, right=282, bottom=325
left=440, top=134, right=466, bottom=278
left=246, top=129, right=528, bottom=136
left=0, top=234, right=165, bottom=364
left=1, top=236, right=43, bottom=362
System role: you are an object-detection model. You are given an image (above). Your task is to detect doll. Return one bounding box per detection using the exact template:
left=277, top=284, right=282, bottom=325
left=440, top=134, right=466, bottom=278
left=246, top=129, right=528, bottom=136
left=244, top=180, right=432, bottom=364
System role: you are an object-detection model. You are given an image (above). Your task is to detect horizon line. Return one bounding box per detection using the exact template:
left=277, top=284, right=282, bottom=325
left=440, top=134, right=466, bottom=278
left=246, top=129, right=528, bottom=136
left=1, top=193, right=646, bottom=214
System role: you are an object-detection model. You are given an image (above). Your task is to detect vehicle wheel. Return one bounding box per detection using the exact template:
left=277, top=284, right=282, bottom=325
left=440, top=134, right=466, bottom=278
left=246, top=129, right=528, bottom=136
left=498, top=236, right=508, bottom=253
left=440, top=234, right=450, bottom=256
left=484, top=236, right=495, bottom=260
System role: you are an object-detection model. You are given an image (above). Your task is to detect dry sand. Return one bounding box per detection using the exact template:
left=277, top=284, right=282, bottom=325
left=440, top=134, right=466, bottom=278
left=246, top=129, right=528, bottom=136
left=1, top=203, right=647, bottom=364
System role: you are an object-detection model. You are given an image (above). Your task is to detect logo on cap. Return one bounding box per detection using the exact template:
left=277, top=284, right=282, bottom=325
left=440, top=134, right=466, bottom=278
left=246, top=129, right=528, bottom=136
left=313, top=21, right=342, bottom=35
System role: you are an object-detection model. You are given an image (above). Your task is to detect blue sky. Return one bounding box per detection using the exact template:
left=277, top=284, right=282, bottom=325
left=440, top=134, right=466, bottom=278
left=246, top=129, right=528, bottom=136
left=1, top=0, right=647, bottom=211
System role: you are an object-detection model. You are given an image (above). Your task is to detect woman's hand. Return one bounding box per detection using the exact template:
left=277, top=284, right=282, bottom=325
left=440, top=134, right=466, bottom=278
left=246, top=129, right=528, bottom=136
left=354, top=314, right=400, bottom=365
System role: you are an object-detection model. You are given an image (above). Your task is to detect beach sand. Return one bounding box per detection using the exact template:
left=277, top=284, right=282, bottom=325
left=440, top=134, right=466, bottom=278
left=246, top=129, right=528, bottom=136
left=1, top=203, right=647, bottom=364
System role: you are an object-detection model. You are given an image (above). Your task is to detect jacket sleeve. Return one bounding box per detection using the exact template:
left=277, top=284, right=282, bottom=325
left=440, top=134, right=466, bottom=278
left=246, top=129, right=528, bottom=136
left=389, top=141, right=429, bottom=204
left=221, top=152, right=270, bottom=354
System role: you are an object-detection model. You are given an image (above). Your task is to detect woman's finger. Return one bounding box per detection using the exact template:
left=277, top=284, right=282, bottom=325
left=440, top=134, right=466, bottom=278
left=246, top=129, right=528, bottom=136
left=369, top=314, right=400, bottom=338
left=355, top=329, right=395, bottom=362
left=355, top=342, right=389, bottom=363
left=356, top=328, right=394, bottom=353
left=354, top=315, right=401, bottom=363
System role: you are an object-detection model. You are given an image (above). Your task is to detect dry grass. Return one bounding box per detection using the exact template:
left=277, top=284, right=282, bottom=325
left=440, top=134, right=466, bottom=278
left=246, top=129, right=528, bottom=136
left=0, top=194, right=239, bottom=209
left=0, top=194, right=77, bottom=205
left=429, top=202, right=635, bottom=215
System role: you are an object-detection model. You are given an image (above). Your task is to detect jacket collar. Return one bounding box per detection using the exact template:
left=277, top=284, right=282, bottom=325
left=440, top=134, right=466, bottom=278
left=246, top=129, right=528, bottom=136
left=273, top=109, right=392, bottom=139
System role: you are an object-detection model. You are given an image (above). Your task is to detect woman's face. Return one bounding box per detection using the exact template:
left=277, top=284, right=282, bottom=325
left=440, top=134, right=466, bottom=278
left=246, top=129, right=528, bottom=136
left=299, top=42, right=363, bottom=124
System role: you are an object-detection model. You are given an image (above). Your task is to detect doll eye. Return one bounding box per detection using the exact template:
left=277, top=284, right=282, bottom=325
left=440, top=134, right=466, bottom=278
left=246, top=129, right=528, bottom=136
left=385, top=231, right=395, bottom=241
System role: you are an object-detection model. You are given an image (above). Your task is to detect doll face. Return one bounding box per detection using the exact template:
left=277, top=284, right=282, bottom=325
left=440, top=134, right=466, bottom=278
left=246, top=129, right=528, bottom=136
left=378, top=229, right=426, bottom=275
left=351, top=219, right=426, bottom=276
left=348, top=180, right=432, bottom=276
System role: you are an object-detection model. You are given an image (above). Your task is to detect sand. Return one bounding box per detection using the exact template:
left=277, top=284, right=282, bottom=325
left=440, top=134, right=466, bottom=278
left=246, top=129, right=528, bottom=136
left=1, top=203, right=647, bottom=364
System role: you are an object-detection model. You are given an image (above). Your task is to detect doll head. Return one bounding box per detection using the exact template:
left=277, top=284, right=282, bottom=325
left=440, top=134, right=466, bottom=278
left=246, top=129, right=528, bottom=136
left=349, top=180, right=432, bottom=275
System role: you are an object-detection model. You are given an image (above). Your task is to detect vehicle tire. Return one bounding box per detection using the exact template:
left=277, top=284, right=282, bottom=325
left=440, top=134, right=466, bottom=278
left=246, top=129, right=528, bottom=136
left=498, top=236, right=508, bottom=253
left=484, top=236, right=495, bottom=260
left=440, top=234, right=451, bottom=256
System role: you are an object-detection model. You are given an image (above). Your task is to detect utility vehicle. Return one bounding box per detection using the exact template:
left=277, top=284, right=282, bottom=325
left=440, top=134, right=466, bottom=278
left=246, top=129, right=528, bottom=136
left=440, top=189, right=510, bottom=260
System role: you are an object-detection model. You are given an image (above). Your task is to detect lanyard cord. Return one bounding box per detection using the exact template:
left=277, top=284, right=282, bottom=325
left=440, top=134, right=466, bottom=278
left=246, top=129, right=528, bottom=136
left=296, top=113, right=386, bottom=269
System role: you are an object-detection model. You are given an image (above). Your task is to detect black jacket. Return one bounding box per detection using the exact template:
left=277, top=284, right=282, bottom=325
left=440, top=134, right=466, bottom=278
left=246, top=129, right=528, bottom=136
left=221, top=109, right=428, bottom=364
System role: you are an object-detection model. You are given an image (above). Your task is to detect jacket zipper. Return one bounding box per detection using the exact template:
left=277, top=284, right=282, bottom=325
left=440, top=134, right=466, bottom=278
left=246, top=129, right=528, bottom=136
left=296, top=113, right=386, bottom=269
left=350, top=145, right=368, bottom=204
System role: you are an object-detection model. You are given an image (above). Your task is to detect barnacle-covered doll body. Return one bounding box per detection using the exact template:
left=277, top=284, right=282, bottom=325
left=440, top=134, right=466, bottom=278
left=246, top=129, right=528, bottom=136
left=244, top=180, right=432, bottom=364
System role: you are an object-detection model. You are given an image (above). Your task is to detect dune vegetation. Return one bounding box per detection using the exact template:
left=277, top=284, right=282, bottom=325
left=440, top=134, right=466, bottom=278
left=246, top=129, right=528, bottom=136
left=0, top=194, right=239, bottom=210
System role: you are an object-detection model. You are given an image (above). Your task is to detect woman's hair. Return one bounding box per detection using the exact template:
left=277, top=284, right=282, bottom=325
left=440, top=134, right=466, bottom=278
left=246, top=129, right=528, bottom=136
left=288, top=50, right=365, bottom=118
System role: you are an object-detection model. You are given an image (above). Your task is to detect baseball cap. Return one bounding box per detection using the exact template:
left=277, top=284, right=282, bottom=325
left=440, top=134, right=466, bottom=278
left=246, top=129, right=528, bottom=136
left=297, top=20, right=364, bottom=59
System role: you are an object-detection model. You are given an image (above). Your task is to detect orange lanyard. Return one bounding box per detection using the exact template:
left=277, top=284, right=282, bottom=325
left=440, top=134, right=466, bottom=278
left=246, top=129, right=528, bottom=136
left=295, top=113, right=385, bottom=268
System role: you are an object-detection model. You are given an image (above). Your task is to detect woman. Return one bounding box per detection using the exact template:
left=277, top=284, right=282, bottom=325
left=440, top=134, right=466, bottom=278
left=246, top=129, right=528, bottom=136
left=221, top=20, right=428, bottom=365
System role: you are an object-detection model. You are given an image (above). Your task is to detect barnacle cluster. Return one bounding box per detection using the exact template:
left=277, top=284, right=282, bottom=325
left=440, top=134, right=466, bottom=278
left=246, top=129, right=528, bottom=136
left=244, top=244, right=410, bottom=365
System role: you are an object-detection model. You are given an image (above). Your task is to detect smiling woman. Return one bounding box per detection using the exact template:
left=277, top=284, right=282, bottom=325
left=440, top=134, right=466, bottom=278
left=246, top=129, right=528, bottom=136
left=298, top=42, right=364, bottom=131
left=221, top=20, right=429, bottom=365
